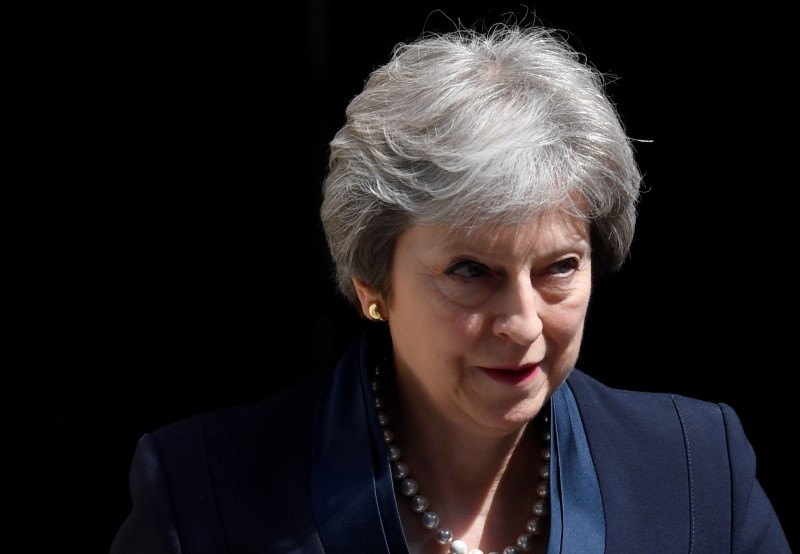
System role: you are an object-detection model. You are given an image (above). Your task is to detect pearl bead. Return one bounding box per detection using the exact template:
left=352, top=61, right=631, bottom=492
left=400, top=478, right=418, bottom=496
left=391, top=461, right=408, bottom=479
left=422, top=511, right=439, bottom=529
left=450, top=540, right=468, bottom=554
left=411, top=494, right=428, bottom=512
left=516, top=533, right=533, bottom=551
left=468, top=550, right=485, bottom=554
left=437, top=527, right=453, bottom=544
left=532, top=498, right=548, bottom=517
left=503, top=547, right=520, bottom=554
left=539, top=462, right=549, bottom=479
left=536, top=481, right=548, bottom=497
left=526, top=517, right=544, bottom=535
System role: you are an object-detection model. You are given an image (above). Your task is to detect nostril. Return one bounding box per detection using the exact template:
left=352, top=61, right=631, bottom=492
left=493, top=310, right=543, bottom=346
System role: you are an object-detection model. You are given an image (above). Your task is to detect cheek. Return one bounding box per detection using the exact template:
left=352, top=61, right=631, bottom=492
left=408, top=308, right=483, bottom=357
left=394, top=289, right=473, bottom=347
left=451, top=311, right=487, bottom=344
left=546, top=292, right=591, bottom=344
left=436, top=278, right=495, bottom=308
left=404, top=309, right=486, bottom=372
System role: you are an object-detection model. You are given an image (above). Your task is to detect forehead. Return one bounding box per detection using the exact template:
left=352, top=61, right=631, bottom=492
left=403, top=210, right=590, bottom=254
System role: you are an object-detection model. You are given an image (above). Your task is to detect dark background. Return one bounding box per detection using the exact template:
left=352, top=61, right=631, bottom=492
left=22, top=1, right=795, bottom=551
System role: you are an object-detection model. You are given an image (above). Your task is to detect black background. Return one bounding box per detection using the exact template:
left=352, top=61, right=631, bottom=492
left=22, top=1, right=795, bottom=551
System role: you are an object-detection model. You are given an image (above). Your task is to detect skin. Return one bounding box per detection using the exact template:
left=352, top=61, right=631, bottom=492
left=353, top=209, right=593, bottom=553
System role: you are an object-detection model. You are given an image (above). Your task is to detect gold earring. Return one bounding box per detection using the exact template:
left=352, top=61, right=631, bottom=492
left=368, top=302, right=384, bottom=321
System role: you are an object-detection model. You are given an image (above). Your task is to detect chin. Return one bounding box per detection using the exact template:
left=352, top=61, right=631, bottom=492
left=482, top=399, right=546, bottom=435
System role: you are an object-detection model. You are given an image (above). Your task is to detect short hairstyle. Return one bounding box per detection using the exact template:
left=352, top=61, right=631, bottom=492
left=321, top=22, right=643, bottom=308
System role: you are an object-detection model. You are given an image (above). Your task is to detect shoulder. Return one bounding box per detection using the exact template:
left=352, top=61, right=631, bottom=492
left=565, top=369, right=754, bottom=482
left=150, top=368, right=334, bottom=468
left=566, top=368, right=726, bottom=424
left=564, top=369, right=746, bottom=463
left=114, top=369, right=336, bottom=553
left=565, top=370, right=790, bottom=551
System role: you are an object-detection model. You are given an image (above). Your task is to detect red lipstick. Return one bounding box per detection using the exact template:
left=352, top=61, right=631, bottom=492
left=480, top=365, right=538, bottom=385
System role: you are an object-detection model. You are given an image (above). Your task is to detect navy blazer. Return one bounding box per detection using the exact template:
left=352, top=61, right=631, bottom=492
left=111, top=328, right=790, bottom=553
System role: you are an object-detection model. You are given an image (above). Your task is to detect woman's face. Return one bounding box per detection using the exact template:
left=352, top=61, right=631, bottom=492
left=383, top=211, right=592, bottom=436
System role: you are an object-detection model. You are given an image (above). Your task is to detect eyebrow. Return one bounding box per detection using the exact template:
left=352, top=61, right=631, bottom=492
left=436, top=235, right=591, bottom=260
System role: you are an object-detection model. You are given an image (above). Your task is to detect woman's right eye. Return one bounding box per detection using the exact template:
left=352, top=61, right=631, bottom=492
left=445, top=260, right=489, bottom=280
left=439, top=259, right=497, bottom=306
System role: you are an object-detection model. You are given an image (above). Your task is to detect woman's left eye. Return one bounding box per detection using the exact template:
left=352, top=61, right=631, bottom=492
left=548, top=258, right=579, bottom=275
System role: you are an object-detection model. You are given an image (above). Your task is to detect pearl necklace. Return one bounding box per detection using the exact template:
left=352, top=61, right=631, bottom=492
left=370, top=364, right=551, bottom=554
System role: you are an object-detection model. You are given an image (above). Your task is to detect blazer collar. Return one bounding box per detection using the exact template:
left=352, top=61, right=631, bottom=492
left=311, top=327, right=408, bottom=554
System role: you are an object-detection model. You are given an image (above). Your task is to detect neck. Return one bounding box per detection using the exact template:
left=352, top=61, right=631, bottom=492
left=377, top=364, right=550, bottom=554
left=397, top=407, right=530, bottom=492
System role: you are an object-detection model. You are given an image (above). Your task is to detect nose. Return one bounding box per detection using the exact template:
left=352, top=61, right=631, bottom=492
left=491, top=276, right=544, bottom=346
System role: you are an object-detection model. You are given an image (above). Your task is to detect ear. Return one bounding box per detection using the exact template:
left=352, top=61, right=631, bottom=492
left=352, top=278, right=385, bottom=320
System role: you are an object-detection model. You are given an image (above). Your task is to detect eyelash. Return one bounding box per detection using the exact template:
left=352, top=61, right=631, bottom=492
left=445, top=257, right=579, bottom=280
left=444, top=260, right=491, bottom=280
left=549, top=258, right=579, bottom=275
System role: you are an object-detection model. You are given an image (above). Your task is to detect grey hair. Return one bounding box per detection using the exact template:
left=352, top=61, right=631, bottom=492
left=320, top=22, right=643, bottom=309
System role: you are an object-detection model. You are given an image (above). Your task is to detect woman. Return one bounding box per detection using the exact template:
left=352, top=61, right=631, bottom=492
left=111, top=22, right=790, bottom=553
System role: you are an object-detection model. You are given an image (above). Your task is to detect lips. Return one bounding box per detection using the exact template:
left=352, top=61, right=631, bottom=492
left=480, top=365, right=539, bottom=385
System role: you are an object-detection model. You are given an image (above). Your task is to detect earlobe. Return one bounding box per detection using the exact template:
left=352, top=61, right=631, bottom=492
left=368, top=302, right=384, bottom=321
left=352, top=278, right=385, bottom=321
